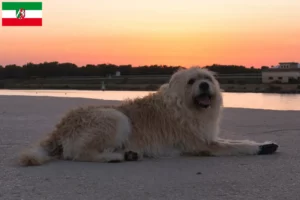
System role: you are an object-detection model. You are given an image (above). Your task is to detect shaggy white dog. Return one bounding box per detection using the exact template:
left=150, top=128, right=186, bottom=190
left=19, top=67, right=278, bottom=166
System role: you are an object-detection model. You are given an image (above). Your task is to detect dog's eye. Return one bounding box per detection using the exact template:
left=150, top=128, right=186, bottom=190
left=187, top=79, right=195, bottom=85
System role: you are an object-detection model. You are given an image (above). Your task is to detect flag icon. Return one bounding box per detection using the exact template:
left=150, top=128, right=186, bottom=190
left=2, top=2, right=42, bottom=26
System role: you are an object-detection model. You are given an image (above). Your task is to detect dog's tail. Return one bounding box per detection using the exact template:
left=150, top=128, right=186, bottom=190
left=19, top=132, right=62, bottom=166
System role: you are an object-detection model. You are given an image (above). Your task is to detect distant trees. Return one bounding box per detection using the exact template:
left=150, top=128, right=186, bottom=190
left=0, top=62, right=264, bottom=79
left=204, top=64, right=261, bottom=74
left=0, top=62, right=183, bottom=79
left=261, top=66, right=270, bottom=70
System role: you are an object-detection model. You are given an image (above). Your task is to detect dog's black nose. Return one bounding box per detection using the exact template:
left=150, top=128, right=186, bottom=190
left=199, top=82, right=209, bottom=91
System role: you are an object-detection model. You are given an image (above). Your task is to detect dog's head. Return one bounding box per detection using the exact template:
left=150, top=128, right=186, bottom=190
left=165, top=67, right=222, bottom=110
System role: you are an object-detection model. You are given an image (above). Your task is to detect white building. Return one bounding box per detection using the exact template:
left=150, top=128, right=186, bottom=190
left=262, top=62, right=300, bottom=83
left=278, top=62, right=299, bottom=69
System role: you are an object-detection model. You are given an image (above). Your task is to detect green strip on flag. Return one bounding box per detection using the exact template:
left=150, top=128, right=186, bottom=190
left=2, top=2, right=42, bottom=10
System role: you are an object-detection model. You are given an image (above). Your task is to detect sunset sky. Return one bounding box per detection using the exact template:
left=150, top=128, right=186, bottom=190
left=1, top=0, right=300, bottom=68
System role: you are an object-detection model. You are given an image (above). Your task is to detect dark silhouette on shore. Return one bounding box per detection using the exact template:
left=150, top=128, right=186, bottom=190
left=0, top=62, right=264, bottom=79
left=0, top=62, right=298, bottom=93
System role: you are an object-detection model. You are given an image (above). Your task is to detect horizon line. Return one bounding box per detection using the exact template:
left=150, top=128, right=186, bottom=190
left=1, top=61, right=288, bottom=68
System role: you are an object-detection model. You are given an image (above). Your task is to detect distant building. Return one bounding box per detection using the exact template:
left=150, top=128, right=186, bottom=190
left=262, top=62, right=300, bottom=83
left=115, top=71, right=121, bottom=76
left=278, top=62, right=299, bottom=69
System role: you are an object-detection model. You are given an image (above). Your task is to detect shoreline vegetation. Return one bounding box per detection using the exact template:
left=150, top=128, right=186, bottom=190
left=1, top=62, right=300, bottom=93
left=1, top=78, right=300, bottom=94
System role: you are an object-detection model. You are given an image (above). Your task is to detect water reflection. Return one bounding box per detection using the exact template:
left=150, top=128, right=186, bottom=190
left=0, top=89, right=300, bottom=111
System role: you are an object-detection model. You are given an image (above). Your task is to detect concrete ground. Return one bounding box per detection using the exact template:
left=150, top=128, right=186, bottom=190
left=1, top=96, right=300, bottom=200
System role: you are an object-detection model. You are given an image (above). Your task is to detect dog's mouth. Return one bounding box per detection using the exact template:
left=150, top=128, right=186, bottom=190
left=194, top=93, right=212, bottom=108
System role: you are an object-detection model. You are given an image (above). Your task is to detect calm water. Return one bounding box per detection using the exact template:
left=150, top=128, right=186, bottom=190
left=0, top=89, right=300, bottom=111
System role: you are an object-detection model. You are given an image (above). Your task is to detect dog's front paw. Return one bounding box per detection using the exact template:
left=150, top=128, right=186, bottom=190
left=258, top=143, right=278, bottom=155
left=124, top=151, right=139, bottom=161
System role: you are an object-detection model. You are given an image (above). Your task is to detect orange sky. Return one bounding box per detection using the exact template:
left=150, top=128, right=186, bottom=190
left=1, top=0, right=300, bottom=68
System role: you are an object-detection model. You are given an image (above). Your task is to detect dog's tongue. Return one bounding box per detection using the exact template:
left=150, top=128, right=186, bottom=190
left=197, top=96, right=210, bottom=105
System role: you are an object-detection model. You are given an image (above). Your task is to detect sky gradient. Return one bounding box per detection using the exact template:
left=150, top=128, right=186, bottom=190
left=1, top=0, right=300, bottom=68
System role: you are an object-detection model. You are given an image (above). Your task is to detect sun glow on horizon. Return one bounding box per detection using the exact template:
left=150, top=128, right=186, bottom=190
left=1, top=0, right=300, bottom=68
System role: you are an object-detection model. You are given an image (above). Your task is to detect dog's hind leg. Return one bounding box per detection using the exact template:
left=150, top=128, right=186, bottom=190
left=205, top=138, right=278, bottom=156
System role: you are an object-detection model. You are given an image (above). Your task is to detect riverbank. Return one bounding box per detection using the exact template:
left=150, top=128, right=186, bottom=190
left=1, top=95, right=300, bottom=200
left=1, top=77, right=300, bottom=93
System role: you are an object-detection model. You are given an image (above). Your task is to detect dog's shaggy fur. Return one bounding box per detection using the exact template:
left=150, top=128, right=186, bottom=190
left=19, top=67, right=278, bottom=166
